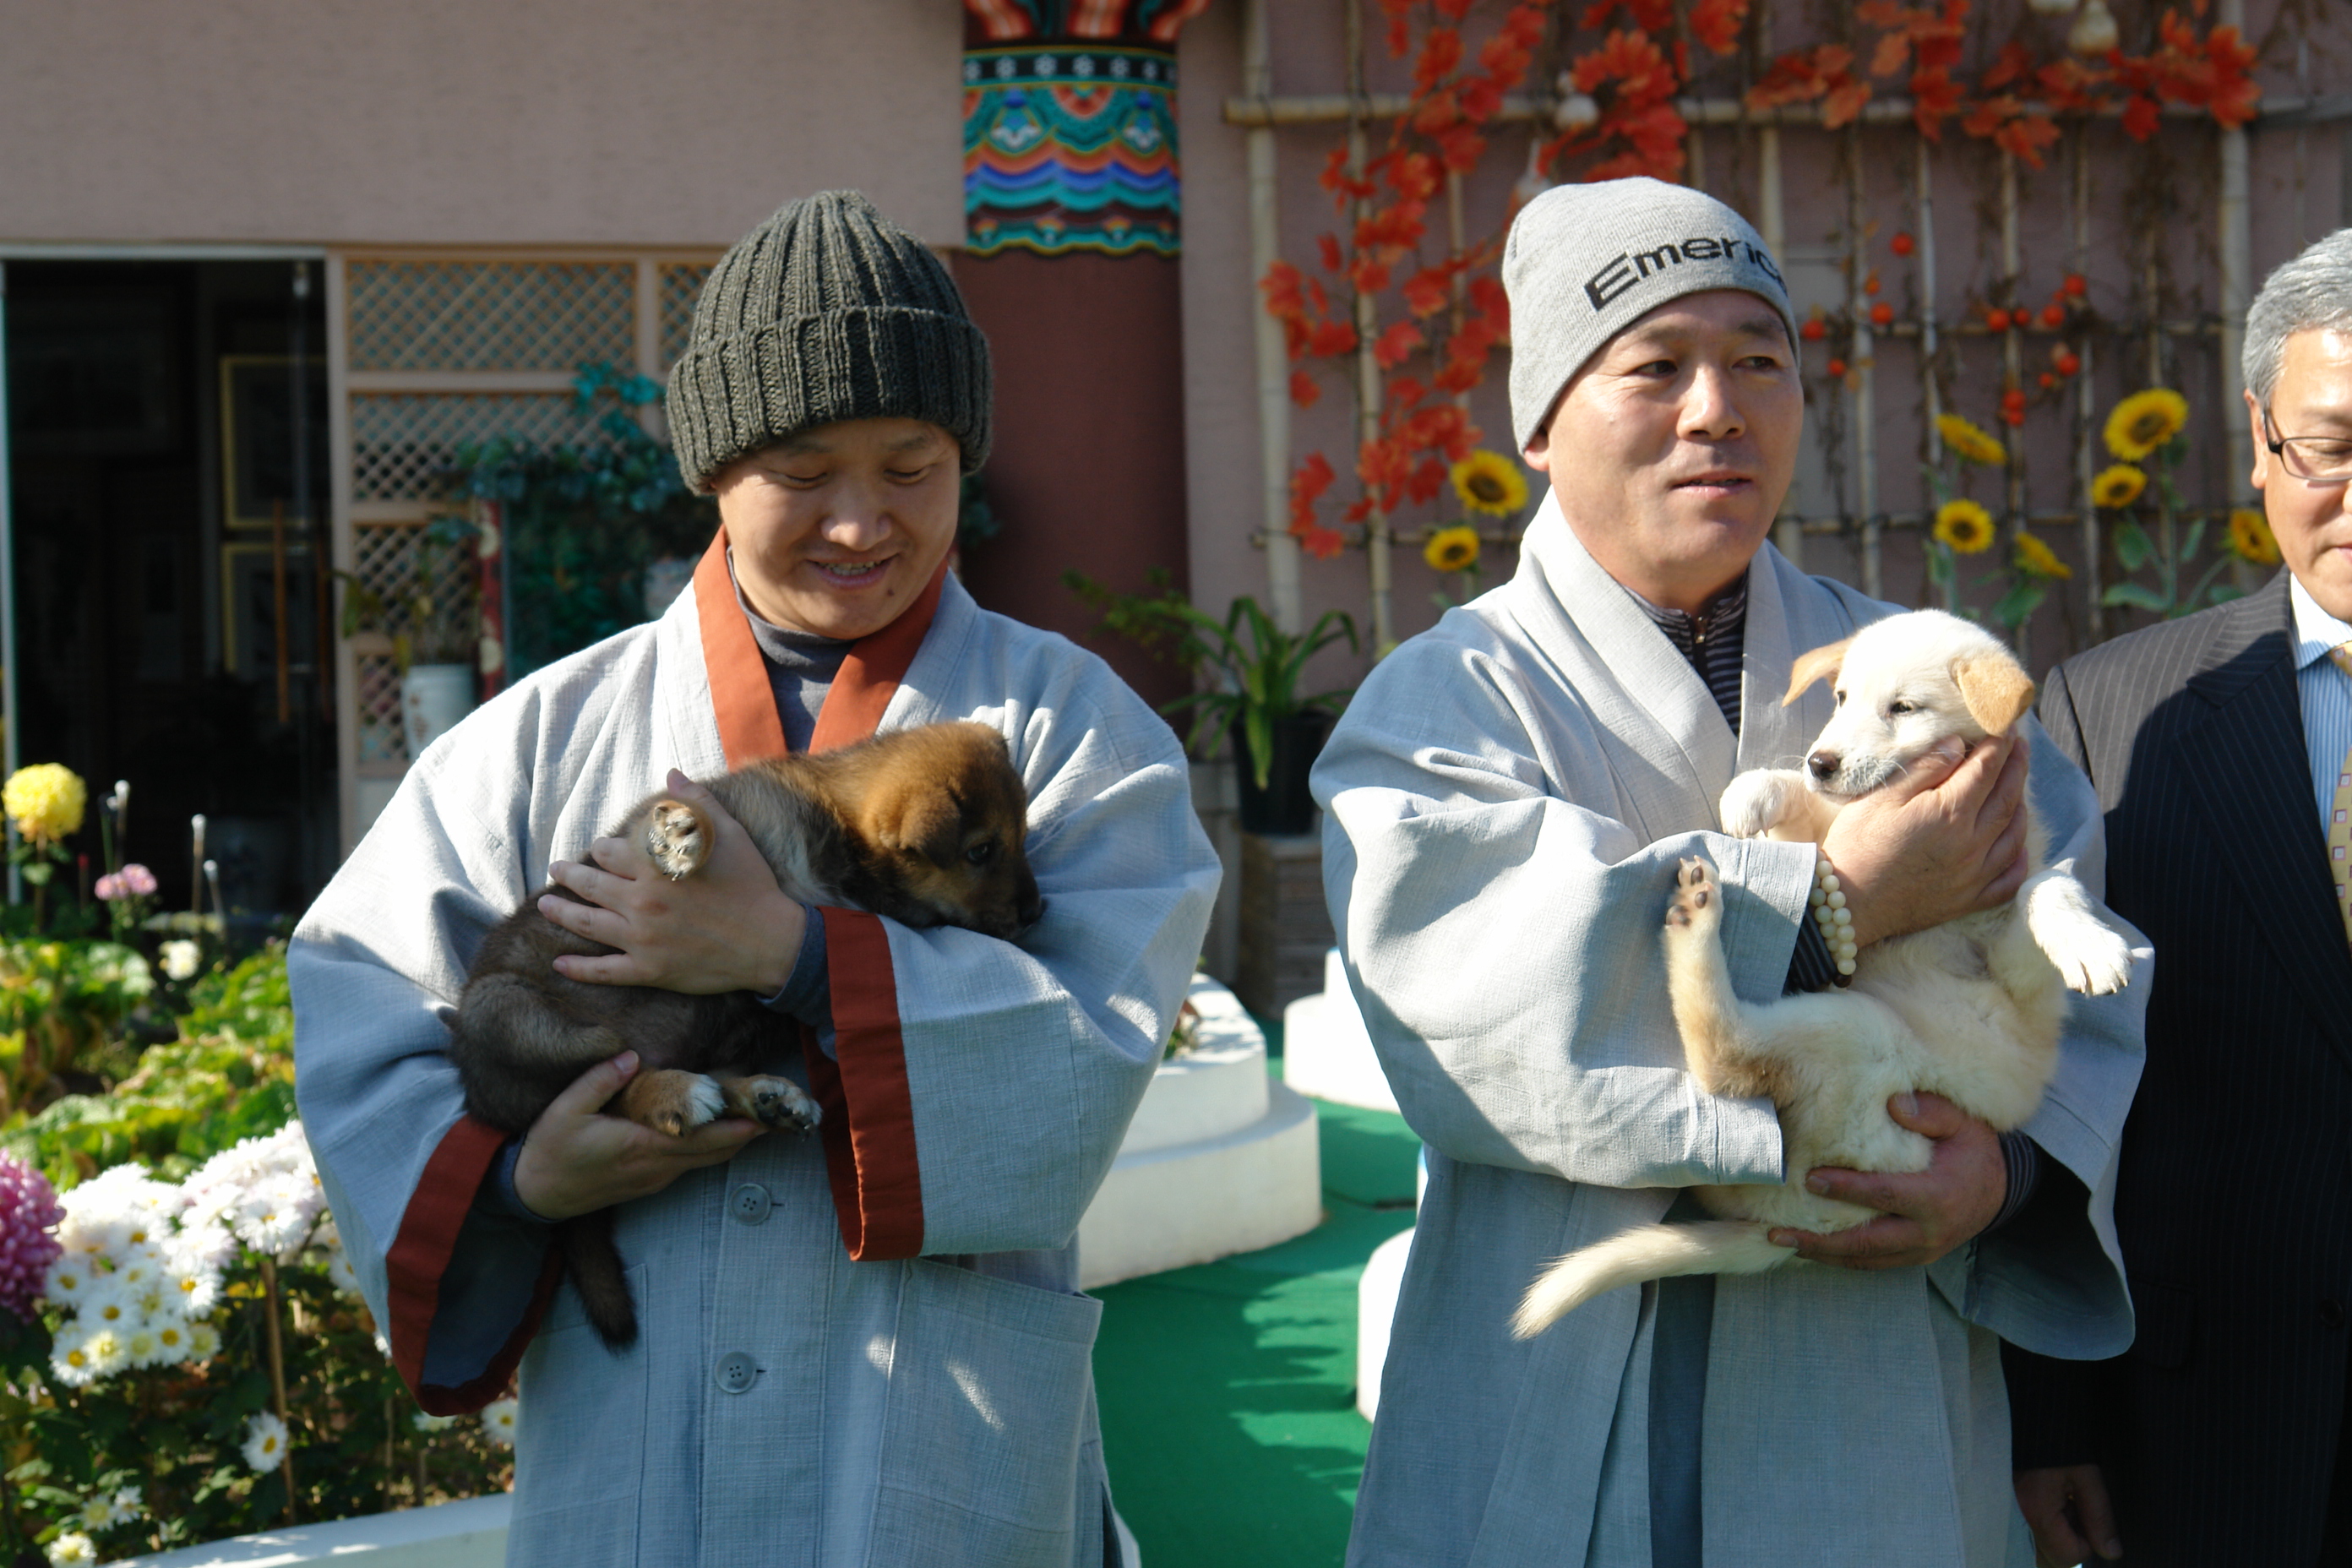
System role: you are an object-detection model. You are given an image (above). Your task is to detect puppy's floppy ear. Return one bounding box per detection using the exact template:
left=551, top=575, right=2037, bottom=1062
left=1783, top=637, right=1854, bottom=706
left=891, top=788, right=970, bottom=868
left=1952, top=653, right=2037, bottom=734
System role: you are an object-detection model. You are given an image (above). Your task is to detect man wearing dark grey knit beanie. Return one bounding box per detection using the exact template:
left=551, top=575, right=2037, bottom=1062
left=297, top=187, right=1217, bottom=1568
left=1320, top=177, right=2138, bottom=1567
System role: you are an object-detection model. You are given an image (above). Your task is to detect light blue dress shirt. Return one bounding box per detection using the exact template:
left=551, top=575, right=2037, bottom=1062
left=2290, top=573, right=2352, bottom=833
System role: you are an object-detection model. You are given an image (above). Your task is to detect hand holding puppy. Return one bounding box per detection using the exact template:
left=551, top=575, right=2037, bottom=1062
left=540, top=770, right=808, bottom=996
left=514, top=1050, right=765, bottom=1222
left=1769, top=1092, right=2006, bottom=1269
left=1820, top=732, right=2032, bottom=950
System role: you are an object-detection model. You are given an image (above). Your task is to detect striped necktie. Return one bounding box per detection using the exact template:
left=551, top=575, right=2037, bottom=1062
left=2328, top=645, right=2352, bottom=944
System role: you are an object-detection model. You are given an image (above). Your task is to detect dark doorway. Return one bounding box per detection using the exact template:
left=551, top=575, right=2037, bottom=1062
left=3, top=259, right=335, bottom=931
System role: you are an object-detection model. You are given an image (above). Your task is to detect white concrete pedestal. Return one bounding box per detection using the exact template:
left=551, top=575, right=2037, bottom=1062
left=1356, top=1227, right=1415, bottom=1422
left=1076, top=975, right=1323, bottom=1290
left=1281, top=949, right=1398, bottom=1113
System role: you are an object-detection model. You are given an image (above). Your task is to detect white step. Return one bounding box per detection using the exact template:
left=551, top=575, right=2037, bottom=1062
left=1281, top=948, right=1399, bottom=1113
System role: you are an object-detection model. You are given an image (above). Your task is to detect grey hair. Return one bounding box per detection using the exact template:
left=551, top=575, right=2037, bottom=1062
left=2243, top=227, right=2352, bottom=406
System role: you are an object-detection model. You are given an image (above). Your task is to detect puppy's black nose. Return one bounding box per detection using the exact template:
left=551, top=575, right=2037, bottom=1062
left=1806, top=750, right=1841, bottom=781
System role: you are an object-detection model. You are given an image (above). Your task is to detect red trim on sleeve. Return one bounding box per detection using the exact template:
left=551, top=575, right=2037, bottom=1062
left=386, top=1114, right=564, bottom=1414
left=693, top=528, right=788, bottom=767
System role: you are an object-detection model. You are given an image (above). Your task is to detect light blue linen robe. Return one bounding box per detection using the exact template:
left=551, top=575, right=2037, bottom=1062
left=1317, top=497, right=2149, bottom=1567
left=292, top=570, right=1219, bottom=1567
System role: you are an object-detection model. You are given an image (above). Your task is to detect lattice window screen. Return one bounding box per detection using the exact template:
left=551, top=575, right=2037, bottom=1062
left=658, top=263, right=712, bottom=369
left=346, top=261, right=635, bottom=372
left=351, top=394, right=611, bottom=502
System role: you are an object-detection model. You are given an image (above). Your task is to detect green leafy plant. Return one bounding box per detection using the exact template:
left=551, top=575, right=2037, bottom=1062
left=1067, top=570, right=1358, bottom=788
left=453, top=364, right=716, bottom=680
left=0, top=943, right=157, bottom=1130
left=333, top=513, right=481, bottom=673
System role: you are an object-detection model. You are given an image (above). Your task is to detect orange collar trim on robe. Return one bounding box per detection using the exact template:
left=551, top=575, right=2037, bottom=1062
left=693, top=525, right=940, bottom=1260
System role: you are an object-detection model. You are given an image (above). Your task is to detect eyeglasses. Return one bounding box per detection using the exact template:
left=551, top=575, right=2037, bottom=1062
left=2261, top=406, right=2352, bottom=483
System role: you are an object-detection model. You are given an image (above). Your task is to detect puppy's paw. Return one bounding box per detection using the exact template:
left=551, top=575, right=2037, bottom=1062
left=1664, top=856, right=1721, bottom=938
left=1720, top=771, right=1797, bottom=840
left=620, top=1070, right=727, bottom=1136
left=727, top=1075, right=823, bottom=1135
left=645, top=801, right=710, bottom=881
left=2046, top=923, right=2134, bottom=996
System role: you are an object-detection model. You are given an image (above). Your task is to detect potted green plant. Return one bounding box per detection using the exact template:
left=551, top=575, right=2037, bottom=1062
left=1067, top=572, right=1358, bottom=834
left=335, top=515, right=482, bottom=755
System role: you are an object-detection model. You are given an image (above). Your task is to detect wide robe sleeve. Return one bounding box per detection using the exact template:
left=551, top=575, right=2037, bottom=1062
left=1313, top=617, right=1806, bottom=1194
left=803, top=601, right=1223, bottom=1260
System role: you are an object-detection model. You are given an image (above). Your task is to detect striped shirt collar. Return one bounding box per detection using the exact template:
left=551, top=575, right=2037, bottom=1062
left=2289, top=572, right=2352, bottom=672
left=1622, top=574, right=1750, bottom=655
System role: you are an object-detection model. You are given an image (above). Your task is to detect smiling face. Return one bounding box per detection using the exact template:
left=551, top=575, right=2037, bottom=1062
left=712, top=417, right=962, bottom=640
left=2246, top=328, right=2352, bottom=621
left=1523, top=289, right=1803, bottom=613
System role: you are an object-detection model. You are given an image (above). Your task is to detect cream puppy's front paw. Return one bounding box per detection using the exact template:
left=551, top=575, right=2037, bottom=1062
left=644, top=801, right=710, bottom=880
left=1720, top=770, right=1805, bottom=840
left=2023, top=872, right=2134, bottom=995
left=1664, top=856, right=1723, bottom=942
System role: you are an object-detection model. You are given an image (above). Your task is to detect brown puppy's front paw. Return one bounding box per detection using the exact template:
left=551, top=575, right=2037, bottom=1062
left=645, top=801, right=710, bottom=880
left=722, top=1074, right=823, bottom=1135
left=615, top=1069, right=726, bottom=1136
left=1665, top=856, right=1718, bottom=933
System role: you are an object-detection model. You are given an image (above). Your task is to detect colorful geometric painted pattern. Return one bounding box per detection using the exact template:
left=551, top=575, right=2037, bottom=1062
left=963, top=45, right=1181, bottom=258
left=963, top=0, right=1212, bottom=46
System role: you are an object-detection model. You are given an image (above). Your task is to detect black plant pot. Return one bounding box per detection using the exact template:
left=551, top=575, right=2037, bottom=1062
left=1233, top=710, right=1335, bottom=836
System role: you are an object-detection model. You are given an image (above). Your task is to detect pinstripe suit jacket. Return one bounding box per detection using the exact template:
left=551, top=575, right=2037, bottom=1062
left=2010, top=570, right=2352, bottom=1564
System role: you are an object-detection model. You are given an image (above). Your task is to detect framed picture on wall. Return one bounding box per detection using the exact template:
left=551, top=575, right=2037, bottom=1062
left=219, top=354, right=328, bottom=531
left=220, top=540, right=318, bottom=681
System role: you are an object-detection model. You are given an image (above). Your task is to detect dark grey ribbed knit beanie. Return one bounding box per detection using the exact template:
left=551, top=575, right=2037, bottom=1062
left=667, top=191, right=992, bottom=489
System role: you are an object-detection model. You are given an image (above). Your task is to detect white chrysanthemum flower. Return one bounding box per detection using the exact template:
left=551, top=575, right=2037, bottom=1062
left=45, top=1530, right=95, bottom=1565
left=49, top=1325, right=99, bottom=1389
left=162, top=1260, right=220, bottom=1319
left=122, top=1322, right=162, bottom=1368
left=79, top=1282, right=136, bottom=1331
left=78, top=1490, right=122, bottom=1531
left=167, top=1220, right=237, bottom=1272
left=240, top=1411, right=290, bottom=1473
left=112, top=1486, right=144, bottom=1524
left=150, top=1317, right=192, bottom=1365
left=82, top=1328, right=127, bottom=1380
left=159, top=938, right=201, bottom=982
left=480, top=1396, right=519, bottom=1447
left=185, top=1320, right=222, bottom=1362
left=411, top=1412, right=458, bottom=1433
left=111, top=1246, right=161, bottom=1293
left=42, top=1254, right=98, bottom=1309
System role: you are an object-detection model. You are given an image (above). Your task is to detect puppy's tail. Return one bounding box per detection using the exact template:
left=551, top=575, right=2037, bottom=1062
left=556, top=1209, right=639, bottom=1350
left=1511, top=1221, right=1794, bottom=1340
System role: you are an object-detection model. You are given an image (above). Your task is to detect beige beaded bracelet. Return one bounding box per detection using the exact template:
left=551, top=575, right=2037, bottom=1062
left=1810, top=858, right=1859, bottom=985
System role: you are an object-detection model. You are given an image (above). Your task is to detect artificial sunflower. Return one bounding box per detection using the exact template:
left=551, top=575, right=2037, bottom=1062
left=2104, top=388, right=2190, bottom=461
left=1936, top=413, right=2008, bottom=466
left=2, top=764, right=85, bottom=845
left=1450, top=450, right=1529, bottom=516
left=1933, top=498, right=1997, bottom=553
left=2012, top=531, right=2073, bottom=580
left=2229, top=506, right=2281, bottom=566
left=2090, top=464, right=2147, bottom=509
left=1424, top=525, right=1481, bottom=574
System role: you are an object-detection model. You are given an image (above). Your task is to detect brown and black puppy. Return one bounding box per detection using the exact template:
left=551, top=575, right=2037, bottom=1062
left=447, top=720, right=1040, bottom=1347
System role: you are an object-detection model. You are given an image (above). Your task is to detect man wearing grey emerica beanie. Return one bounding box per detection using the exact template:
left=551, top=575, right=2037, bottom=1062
left=1320, top=177, right=2136, bottom=1568
left=294, top=188, right=1217, bottom=1568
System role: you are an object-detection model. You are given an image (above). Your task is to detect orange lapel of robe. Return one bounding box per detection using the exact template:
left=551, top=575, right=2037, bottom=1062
left=693, top=526, right=950, bottom=1261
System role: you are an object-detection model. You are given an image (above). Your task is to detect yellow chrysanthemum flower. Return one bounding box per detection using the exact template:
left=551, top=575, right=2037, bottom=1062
left=3, top=764, right=85, bottom=844
left=2104, top=388, right=2190, bottom=461
left=2012, top=531, right=2073, bottom=580
left=1424, top=525, right=1481, bottom=574
left=2230, top=506, right=2281, bottom=566
left=1450, top=451, right=1528, bottom=516
left=1933, top=498, right=1997, bottom=554
left=2090, top=464, right=2147, bottom=509
left=1936, top=413, right=2008, bottom=466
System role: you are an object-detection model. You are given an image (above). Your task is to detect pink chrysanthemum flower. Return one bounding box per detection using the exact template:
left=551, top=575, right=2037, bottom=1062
left=0, top=1152, right=65, bottom=1324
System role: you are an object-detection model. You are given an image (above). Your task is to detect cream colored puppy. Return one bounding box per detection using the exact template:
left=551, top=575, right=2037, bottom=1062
left=1513, top=609, right=2132, bottom=1337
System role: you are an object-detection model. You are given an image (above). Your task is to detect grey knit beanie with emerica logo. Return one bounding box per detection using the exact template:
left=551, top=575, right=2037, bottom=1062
left=667, top=190, right=992, bottom=490
left=1503, top=177, right=1797, bottom=451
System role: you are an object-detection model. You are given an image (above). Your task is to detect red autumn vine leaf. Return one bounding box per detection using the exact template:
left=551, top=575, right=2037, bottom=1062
left=1402, top=265, right=1455, bottom=318
left=1574, top=29, right=1676, bottom=101
left=1372, top=319, right=1426, bottom=371
left=1822, top=77, right=1872, bottom=128
left=1288, top=370, right=1320, bottom=409
left=1416, top=27, right=1465, bottom=90
left=1351, top=254, right=1395, bottom=295
left=1689, top=0, right=1749, bottom=56
left=1317, top=233, right=1344, bottom=274
left=1305, top=318, right=1358, bottom=358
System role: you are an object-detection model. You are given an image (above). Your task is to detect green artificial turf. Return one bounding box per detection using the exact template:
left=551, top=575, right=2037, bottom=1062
left=1093, top=1077, right=1422, bottom=1568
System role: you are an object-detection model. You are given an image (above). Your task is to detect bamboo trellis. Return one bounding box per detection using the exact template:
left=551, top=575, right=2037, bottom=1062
left=1229, top=0, right=2349, bottom=666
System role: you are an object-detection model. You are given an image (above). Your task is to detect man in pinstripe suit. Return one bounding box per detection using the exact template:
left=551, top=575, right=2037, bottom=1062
left=2009, top=228, right=2352, bottom=1565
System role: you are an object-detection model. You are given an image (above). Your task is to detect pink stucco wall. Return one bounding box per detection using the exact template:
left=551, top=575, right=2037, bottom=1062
left=0, top=0, right=964, bottom=248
